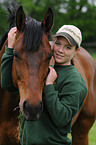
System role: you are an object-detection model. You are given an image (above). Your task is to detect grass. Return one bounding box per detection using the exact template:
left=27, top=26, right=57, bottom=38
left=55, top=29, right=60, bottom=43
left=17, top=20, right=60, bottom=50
left=68, top=121, right=96, bottom=145
left=89, top=121, right=96, bottom=145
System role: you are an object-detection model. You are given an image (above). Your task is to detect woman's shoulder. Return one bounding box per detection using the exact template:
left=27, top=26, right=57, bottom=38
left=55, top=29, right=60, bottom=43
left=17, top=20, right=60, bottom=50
left=58, top=65, right=86, bottom=85
left=55, top=65, right=80, bottom=78
left=67, top=66, right=85, bottom=82
left=67, top=66, right=87, bottom=91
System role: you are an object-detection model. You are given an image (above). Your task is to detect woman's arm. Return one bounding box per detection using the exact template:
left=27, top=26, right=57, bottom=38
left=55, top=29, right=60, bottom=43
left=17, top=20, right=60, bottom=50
left=44, top=82, right=87, bottom=127
left=44, top=67, right=87, bottom=127
left=1, top=27, right=18, bottom=92
left=1, top=46, right=18, bottom=92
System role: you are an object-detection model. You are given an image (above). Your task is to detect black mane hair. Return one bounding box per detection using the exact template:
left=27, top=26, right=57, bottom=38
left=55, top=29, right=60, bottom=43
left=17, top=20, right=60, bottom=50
left=22, top=18, right=43, bottom=52
left=0, top=2, right=43, bottom=52
left=0, top=2, right=51, bottom=52
left=0, top=2, right=18, bottom=50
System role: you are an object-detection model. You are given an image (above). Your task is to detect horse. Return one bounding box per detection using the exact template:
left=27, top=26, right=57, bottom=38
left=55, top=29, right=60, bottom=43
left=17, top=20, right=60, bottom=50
left=0, top=4, right=53, bottom=145
left=72, top=47, right=96, bottom=144
left=0, top=5, right=20, bottom=145
left=0, top=4, right=96, bottom=145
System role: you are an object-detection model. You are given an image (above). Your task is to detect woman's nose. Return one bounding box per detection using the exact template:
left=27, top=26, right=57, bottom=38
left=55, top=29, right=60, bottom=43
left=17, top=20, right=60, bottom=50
left=58, top=46, right=64, bottom=52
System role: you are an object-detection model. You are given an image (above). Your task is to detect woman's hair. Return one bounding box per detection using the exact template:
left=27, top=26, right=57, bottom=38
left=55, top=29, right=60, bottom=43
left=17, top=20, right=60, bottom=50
left=71, top=44, right=79, bottom=65
left=75, top=44, right=79, bottom=50
left=71, top=59, right=74, bottom=65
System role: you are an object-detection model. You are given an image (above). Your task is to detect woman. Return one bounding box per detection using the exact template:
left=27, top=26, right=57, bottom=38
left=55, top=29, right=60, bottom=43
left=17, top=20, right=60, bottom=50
left=1, top=25, right=87, bottom=145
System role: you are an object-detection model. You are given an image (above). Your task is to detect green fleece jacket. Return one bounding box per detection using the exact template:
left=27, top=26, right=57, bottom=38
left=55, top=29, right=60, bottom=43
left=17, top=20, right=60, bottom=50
left=1, top=46, right=87, bottom=145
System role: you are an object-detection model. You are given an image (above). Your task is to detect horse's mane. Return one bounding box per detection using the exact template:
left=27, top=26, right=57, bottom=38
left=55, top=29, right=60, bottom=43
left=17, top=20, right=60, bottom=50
left=0, top=2, right=51, bottom=52
left=0, top=2, right=18, bottom=50
left=0, top=2, right=43, bottom=52
left=22, top=19, right=43, bottom=52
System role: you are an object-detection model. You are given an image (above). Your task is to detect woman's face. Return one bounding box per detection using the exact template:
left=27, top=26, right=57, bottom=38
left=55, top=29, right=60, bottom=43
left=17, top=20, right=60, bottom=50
left=53, top=36, right=79, bottom=65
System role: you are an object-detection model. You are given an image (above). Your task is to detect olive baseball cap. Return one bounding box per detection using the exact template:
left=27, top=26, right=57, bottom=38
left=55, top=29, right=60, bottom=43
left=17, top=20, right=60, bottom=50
left=55, top=25, right=82, bottom=47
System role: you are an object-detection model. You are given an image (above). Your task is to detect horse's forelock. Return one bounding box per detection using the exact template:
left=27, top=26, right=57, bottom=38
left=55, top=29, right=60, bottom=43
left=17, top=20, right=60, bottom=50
left=22, top=18, right=43, bottom=51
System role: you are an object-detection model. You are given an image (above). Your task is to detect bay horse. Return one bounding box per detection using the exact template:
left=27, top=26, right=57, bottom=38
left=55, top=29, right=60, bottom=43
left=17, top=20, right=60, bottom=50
left=0, top=4, right=96, bottom=145
left=0, top=4, right=53, bottom=145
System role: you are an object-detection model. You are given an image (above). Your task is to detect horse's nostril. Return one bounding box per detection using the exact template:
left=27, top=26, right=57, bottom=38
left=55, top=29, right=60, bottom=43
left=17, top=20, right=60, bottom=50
left=23, top=100, right=29, bottom=112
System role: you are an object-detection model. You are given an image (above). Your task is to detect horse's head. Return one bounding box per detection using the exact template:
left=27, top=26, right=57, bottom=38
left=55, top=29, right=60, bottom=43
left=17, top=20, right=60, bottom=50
left=12, top=6, right=54, bottom=120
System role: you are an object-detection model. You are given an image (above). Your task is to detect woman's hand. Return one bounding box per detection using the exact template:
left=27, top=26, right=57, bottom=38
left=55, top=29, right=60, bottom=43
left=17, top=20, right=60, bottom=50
left=8, top=27, right=17, bottom=48
left=49, top=56, right=55, bottom=66
left=46, top=66, right=57, bottom=85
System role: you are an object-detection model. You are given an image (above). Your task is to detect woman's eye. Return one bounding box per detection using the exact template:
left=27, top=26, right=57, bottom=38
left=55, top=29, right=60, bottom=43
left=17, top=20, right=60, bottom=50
left=55, top=42, right=60, bottom=46
left=66, top=46, right=71, bottom=49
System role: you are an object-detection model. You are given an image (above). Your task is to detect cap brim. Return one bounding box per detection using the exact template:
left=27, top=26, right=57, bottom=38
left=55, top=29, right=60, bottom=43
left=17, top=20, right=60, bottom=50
left=55, top=32, right=77, bottom=46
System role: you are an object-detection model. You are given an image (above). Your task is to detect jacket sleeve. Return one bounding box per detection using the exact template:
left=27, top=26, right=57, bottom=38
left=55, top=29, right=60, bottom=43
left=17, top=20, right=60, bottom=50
left=1, top=46, right=18, bottom=93
left=43, top=82, right=87, bottom=128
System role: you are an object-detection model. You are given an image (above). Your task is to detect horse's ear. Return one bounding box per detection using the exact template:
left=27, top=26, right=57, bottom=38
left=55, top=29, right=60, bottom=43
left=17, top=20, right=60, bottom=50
left=41, top=7, right=54, bottom=32
left=15, top=6, right=26, bottom=30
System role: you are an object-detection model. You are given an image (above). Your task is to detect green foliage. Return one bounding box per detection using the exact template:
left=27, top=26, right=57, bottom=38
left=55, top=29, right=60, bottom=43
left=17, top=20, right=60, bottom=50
left=0, top=4, right=8, bottom=38
left=90, top=52, right=96, bottom=62
left=1, top=0, right=96, bottom=45
left=16, top=0, right=96, bottom=43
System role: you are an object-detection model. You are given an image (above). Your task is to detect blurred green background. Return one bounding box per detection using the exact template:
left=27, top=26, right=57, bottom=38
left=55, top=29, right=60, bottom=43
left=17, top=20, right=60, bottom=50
left=0, top=0, right=96, bottom=51
left=0, top=0, right=96, bottom=144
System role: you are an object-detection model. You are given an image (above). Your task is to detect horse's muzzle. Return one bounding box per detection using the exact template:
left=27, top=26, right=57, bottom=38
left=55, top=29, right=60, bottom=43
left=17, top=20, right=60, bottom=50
left=23, top=100, right=43, bottom=120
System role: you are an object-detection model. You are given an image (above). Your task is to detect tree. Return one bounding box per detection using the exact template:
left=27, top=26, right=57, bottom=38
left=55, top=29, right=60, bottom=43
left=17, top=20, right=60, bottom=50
left=1, top=0, right=96, bottom=46
left=0, top=4, right=8, bottom=38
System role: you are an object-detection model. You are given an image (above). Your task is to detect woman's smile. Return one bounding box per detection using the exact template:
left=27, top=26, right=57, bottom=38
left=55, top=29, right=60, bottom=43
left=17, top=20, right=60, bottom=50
left=53, top=36, right=78, bottom=65
left=55, top=52, right=64, bottom=58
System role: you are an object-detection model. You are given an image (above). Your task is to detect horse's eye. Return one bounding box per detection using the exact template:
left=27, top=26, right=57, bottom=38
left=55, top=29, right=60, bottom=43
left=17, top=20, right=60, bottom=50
left=13, top=51, right=20, bottom=59
left=47, top=53, right=53, bottom=61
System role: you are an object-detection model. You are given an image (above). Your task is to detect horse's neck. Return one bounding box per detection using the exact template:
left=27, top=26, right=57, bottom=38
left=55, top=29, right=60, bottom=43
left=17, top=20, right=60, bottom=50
left=0, top=38, right=19, bottom=121
left=0, top=88, right=19, bottom=121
